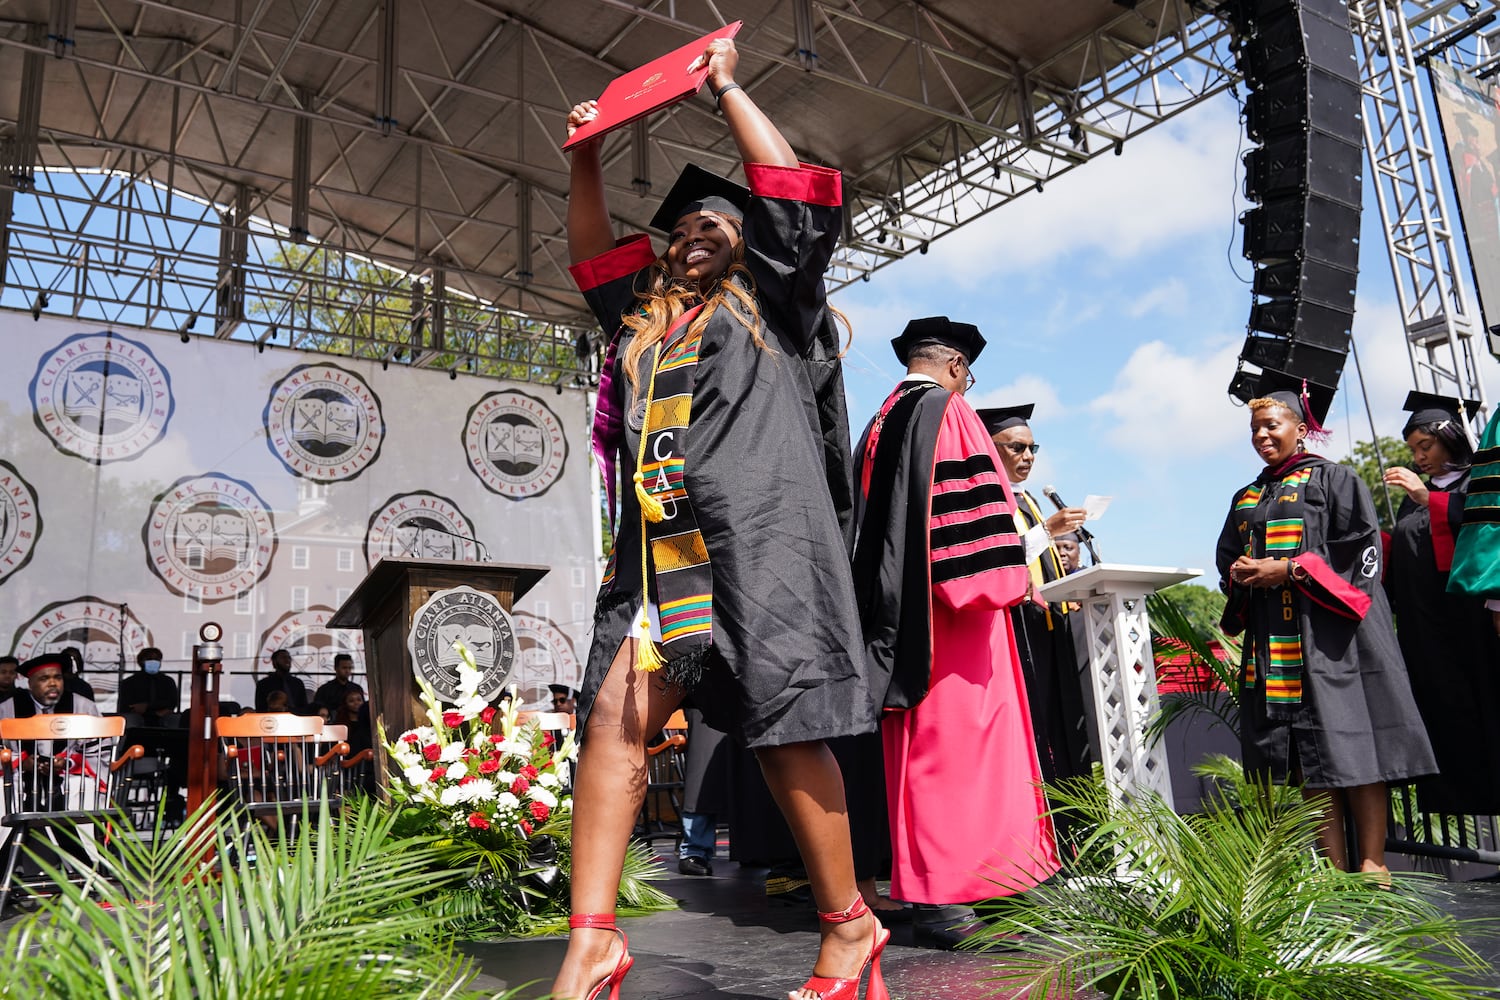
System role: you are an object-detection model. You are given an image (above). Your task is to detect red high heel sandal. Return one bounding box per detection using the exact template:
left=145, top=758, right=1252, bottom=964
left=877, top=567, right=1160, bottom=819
left=569, top=913, right=634, bottom=1000
left=793, top=895, right=890, bottom=1000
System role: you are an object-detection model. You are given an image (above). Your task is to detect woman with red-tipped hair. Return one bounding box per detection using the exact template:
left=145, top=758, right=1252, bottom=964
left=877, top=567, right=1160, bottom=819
left=1216, top=371, right=1434, bottom=876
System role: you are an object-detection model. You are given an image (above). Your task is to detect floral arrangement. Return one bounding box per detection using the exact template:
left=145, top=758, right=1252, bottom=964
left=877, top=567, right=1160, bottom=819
left=386, top=650, right=577, bottom=848
left=381, top=643, right=671, bottom=936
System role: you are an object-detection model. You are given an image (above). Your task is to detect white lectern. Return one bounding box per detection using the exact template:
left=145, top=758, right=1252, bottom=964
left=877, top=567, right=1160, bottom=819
left=1040, top=564, right=1202, bottom=810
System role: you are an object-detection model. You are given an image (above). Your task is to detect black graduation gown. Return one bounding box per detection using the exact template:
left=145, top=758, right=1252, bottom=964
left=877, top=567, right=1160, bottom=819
left=1217, top=456, right=1436, bottom=787
left=1386, top=472, right=1500, bottom=814
left=571, top=163, right=872, bottom=749
left=1010, top=489, right=1094, bottom=785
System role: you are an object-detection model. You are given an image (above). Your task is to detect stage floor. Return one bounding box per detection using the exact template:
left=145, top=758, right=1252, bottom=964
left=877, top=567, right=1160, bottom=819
left=465, top=849, right=1500, bottom=999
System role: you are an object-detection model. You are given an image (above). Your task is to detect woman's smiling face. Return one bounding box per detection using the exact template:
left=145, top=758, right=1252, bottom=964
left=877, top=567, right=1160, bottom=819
left=665, top=210, right=741, bottom=284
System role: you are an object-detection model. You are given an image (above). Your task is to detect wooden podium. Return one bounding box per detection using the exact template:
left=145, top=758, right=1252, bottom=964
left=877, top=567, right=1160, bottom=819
left=329, top=558, right=548, bottom=785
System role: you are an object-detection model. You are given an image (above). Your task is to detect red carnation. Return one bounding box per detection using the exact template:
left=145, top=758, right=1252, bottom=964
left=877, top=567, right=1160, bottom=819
left=542, top=733, right=555, bottom=748
left=401, top=733, right=420, bottom=745
left=442, top=711, right=465, bottom=728
left=481, top=706, right=496, bottom=724
left=422, top=743, right=442, bottom=762
left=520, top=820, right=533, bottom=836
left=478, top=758, right=500, bottom=774
left=520, top=764, right=539, bottom=780
left=530, top=801, right=551, bottom=822
left=490, top=734, right=506, bottom=744
left=511, top=776, right=530, bottom=796
left=460, top=775, right=475, bottom=785
left=467, top=812, right=490, bottom=830
left=429, top=765, right=447, bottom=781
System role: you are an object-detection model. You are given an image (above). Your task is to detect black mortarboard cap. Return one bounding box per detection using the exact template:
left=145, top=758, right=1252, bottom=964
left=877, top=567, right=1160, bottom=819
left=890, top=316, right=987, bottom=365
left=977, top=404, right=1035, bottom=434
left=547, top=683, right=574, bottom=697
left=18, top=652, right=67, bottom=678
left=1254, top=368, right=1335, bottom=430
left=649, top=164, right=751, bottom=234
left=1401, top=390, right=1481, bottom=436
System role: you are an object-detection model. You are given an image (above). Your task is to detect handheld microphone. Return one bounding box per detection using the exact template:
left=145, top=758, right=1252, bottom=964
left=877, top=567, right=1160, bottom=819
left=1042, top=485, right=1101, bottom=565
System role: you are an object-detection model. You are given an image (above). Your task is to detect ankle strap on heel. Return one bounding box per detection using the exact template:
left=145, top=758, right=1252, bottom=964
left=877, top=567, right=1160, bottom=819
left=569, top=913, right=618, bottom=930
left=817, top=895, right=870, bottom=925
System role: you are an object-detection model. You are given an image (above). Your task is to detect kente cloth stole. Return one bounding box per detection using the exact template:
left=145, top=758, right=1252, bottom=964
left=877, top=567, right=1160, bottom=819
left=1233, top=463, right=1312, bottom=718
left=633, top=304, right=713, bottom=673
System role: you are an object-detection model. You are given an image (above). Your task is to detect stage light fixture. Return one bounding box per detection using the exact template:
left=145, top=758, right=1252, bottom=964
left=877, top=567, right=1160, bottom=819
left=30, top=292, right=49, bottom=321
left=181, top=330, right=191, bottom=344
left=449, top=369, right=457, bottom=381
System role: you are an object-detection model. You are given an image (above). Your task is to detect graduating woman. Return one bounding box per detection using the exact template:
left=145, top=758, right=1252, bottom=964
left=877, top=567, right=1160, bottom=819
left=1216, top=372, right=1435, bottom=875
left=1382, top=392, right=1500, bottom=815
left=555, top=36, right=886, bottom=1000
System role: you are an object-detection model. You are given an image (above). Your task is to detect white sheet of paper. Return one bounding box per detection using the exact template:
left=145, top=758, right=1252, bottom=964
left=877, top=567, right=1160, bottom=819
left=1083, top=495, right=1112, bottom=521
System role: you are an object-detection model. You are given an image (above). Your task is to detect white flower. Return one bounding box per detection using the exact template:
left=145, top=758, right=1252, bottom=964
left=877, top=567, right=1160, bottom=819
left=497, top=791, right=520, bottom=811
left=462, top=778, right=497, bottom=802
left=402, top=766, right=432, bottom=787
left=439, top=786, right=466, bottom=807
left=530, top=786, right=558, bottom=809
left=493, top=739, right=530, bottom=756
left=440, top=742, right=466, bottom=763
left=457, top=693, right=489, bottom=718
left=455, top=659, right=483, bottom=701
left=495, top=771, right=517, bottom=786
left=537, top=772, right=561, bottom=789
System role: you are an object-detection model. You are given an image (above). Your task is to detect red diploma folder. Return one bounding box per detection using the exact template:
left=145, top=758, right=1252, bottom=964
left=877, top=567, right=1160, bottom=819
left=562, top=21, right=743, bottom=150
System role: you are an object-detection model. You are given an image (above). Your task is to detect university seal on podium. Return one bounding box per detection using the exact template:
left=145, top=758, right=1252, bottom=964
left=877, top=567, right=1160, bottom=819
left=407, top=585, right=517, bottom=703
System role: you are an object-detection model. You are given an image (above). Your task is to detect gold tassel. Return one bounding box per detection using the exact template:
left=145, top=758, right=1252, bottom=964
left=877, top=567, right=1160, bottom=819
left=635, top=636, right=665, bottom=672
left=634, top=471, right=667, bottom=523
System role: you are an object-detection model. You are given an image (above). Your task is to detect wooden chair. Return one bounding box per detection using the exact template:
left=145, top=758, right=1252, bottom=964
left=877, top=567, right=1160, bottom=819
left=639, top=710, right=688, bottom=839
left=319, top=724, right=373, bottom=798
left=0, top=714, right=143, bottom=911
left=216, top=714, right=338, bottom=835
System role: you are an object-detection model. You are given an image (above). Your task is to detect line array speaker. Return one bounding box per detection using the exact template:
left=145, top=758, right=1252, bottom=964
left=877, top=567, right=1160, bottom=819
left=1226, top=0, right=1364, bottom=401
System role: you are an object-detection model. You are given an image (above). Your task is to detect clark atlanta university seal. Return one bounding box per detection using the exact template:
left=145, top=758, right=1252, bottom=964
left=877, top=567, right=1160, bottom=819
left=408, top=586, right=517, bottom=702
left=30, top=331, right=174, bottom=464
left=364, top=491, right=480, bottom=569
left=0, top=461, right=42, bottom=587
left=462, top=389, right=568, bottom=499
left=263, top=362, right=385, bottom=482
left=143, top=473, right=277, bottom=603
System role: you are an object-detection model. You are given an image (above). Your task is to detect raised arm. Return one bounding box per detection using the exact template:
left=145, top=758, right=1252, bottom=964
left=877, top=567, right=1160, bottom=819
left=700, top=38, right=798, bottom=168
left=566, top=101, right=617, bottom=264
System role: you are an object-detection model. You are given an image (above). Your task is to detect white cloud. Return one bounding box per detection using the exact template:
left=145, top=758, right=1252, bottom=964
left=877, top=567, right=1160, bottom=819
left=1089, top=336, right=1248, bottom=455
left=911, top=97, right=1246, bottom=288
left=1126, top=277, right=1191, bottom=319
left=968, top=373, right=1064, bottom=418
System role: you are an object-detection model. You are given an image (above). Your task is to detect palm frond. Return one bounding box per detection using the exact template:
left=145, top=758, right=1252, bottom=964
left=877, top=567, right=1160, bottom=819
left=976, top=772, right=1494, bottom=1000
left=1145, top=591, right=1242, bottom=746
left=0, top=795, right=523, bottom=999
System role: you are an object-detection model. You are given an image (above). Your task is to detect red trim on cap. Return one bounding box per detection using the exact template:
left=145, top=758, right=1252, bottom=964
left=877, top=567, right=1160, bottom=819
left=1290, top=552, right=1372, bottom=620
left=567, top=234, right=657, bottom=292
left=1429, top=491, right=1456, bottom=572
left=744, top=162, right=842, bottom=207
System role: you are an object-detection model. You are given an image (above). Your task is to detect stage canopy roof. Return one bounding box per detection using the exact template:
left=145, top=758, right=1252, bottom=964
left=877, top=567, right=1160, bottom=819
left=0, top=0, right=1233, bottom=369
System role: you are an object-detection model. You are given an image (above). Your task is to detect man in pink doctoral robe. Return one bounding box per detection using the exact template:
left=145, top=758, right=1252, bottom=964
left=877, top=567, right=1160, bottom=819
left=851, top=316, right=1060, bottom=949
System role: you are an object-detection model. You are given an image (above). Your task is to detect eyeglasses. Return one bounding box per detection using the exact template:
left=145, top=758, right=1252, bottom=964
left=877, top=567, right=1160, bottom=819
left=953, top=353, right=976, bottom=391
left=1001, top=442, right=1041, bottom=456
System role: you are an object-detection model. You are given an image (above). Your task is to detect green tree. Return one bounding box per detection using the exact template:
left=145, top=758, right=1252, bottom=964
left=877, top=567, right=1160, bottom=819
left=1338, top=435, right=1411, bottom=533
left=1155, top=583, right=1227, bottom=635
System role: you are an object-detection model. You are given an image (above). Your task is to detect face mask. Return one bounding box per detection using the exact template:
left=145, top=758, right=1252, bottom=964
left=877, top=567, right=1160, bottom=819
left=143, top=659, right=162, bottom=674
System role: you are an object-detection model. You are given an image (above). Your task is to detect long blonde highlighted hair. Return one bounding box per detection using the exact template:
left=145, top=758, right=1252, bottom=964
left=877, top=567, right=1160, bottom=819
left=619, top=226, right=856, bottom=399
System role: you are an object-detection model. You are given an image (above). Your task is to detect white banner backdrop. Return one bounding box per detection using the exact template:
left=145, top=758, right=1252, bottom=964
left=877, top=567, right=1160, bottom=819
left=0, top=315, right=597, bottom=712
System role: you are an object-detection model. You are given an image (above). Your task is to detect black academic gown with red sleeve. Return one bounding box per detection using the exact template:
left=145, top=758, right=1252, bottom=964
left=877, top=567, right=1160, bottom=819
left=568, top=162, right=872, bottom=749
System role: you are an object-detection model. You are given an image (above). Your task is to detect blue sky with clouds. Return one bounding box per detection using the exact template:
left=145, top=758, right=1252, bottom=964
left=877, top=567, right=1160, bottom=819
left=829, top=90, right=1500, bottom=586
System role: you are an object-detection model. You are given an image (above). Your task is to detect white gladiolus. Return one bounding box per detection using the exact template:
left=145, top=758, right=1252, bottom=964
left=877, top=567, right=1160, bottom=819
left=457, top=694, right=489, bottom=717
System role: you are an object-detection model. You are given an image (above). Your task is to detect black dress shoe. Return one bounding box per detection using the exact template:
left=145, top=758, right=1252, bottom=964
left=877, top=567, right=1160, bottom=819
left=911, top=904, right=985, bottom=951
left=678, top=855, right=713, bottom=876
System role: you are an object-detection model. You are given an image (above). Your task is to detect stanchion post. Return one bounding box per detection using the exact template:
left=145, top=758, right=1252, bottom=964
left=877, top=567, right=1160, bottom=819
left=185, top=621, right=224, bottom=816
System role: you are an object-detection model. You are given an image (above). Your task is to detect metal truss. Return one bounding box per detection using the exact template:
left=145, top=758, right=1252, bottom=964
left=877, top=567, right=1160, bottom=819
left=1353, top=0, right=1494, bottom=411
left=0, top=0, right=1236, bottom=374
left=827, top=2, right=1240, bottom=288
